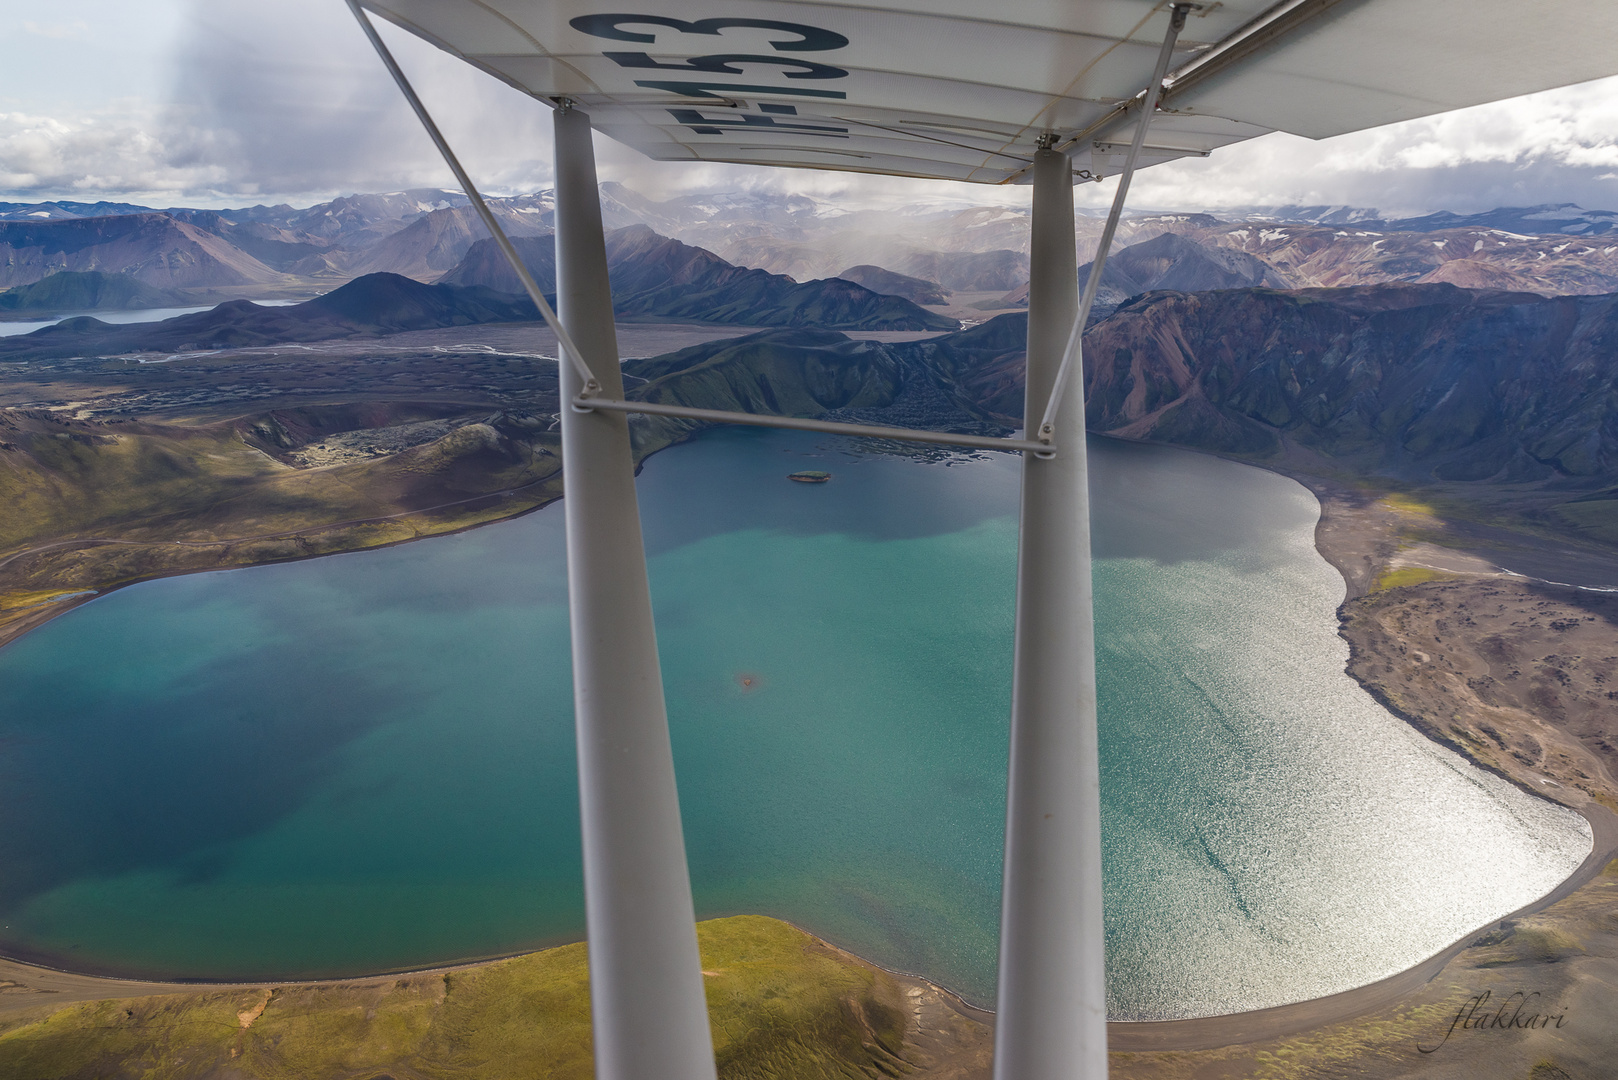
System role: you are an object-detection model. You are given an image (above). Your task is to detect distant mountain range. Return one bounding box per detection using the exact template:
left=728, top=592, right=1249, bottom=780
left=5, top=186, right=1618, bottom=324
left=0, top=275, right=539, bottom=359
left=0, top=214, right=287, bottom=290
left=1170, top=219, right=1618, bottom=295
left=997, top=232, right=1290, bottom=310
left=0, top=199, right=186, bottom=222
left=439, top=225, right=957, bottom=330
left=627, top=281, right=1618, bottom=495
left=0, top=226, right=955, bottom=358
left=1216, top=202, right=1618, bottom=236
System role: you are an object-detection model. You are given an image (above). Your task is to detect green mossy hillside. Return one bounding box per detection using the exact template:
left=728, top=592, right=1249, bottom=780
left=0, top=271, right=192, bottom=315
left=0, top=916, right=911, bottom=1080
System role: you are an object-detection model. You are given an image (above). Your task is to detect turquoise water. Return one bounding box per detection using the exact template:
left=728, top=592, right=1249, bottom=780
left=0, top=429, right=1591, bottom=1018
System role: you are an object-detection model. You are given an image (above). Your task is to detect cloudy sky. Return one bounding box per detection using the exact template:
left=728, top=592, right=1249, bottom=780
left=4, top=0, right=1618, bottom=217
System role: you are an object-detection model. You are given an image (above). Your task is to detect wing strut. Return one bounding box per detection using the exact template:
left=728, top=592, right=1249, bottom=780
left=346, top=6, right=717, bottom=1079
left=998, top=8, right=1190, bottom=1078
left=343, top=0, right=600, bottom=395
left=582, top=397, right=1050, bottom=453
left=996, top=139, right=1108, bottom=1080
left=554, top=103, right=720, bottom=1080
left=1038, top=2, right=1191, bottom=445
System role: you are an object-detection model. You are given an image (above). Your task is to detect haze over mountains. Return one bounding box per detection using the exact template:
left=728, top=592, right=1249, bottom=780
left=7, top=186, right=1618, bottom=321
left=440, top=226, right=955, bottom=331
left=0, top=228, right=954, bottom=358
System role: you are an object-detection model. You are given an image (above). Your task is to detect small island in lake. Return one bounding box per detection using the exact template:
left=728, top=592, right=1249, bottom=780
left=788, top=470, right=832, bottom=483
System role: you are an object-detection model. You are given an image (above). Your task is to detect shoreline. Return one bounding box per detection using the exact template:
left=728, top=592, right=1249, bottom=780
left=1109, top=798, right=1616, bottom=1050
left=0, top=478, right=569, bottom=657
left=5, top=802, right=1613, bottom=1042
left=4, top=441, right=1616, bottom=1058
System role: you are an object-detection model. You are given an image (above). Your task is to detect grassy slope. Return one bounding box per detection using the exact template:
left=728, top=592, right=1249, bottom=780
left=0, top=916, right=909, bottom=1080
left=0, top=413, right=563, bottom=645
left=0, top=329, right=910, bottom=648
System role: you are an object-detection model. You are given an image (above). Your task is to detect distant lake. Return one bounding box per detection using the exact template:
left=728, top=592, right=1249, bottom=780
left=0, top=300, right=300, bottom=337
left=0, top=429, right=1590, bottom=1019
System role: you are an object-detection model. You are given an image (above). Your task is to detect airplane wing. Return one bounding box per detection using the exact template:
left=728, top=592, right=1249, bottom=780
left=357, top=0, right=1618, bottom=185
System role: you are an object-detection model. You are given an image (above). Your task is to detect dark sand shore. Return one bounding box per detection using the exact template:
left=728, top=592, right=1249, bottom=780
left=1092, top=477, right=1618, bottom=1077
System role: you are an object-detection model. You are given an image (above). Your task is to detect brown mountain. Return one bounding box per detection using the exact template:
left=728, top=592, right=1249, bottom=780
left=0, top=214, right=287, bottom=290
left=836, top=265, right=949, bottom=306
left=1074, top=283, right=1618, bottom=480
left=1000, top=232, right=1293, bottom=309
left=440, top=225, right=959, bottom=331
left=1101, top=232, right=1293, bottom=295
left=894, top=284, right=1618, bottom=485
left=339, top=203, right=553, bottom=280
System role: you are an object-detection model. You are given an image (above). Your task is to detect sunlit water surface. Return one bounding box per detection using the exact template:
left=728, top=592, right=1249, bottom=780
left=0, top=429, right=1590, bottom=1018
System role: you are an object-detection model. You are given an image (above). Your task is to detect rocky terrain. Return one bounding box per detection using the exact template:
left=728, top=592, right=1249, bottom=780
left=0, top=214, right=289, bottom=290
left=1344, top=574, right=1618, bottom=811
left=1071, top=285, right=1618, bottom=493
left=337, top=196, right=554, bottom=280
left=1192, top=220, right=1618, bottom=295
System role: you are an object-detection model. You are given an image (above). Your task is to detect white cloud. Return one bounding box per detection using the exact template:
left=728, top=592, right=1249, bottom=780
left=0, top=0, right=559, bottom=206
left=1113, top=74, right=1618, bottom=217
left=0, top=107, right=229, bottom=203
left=3, top=0, right=1618, bottom=218
left=152, top=0, right=557, bottom=203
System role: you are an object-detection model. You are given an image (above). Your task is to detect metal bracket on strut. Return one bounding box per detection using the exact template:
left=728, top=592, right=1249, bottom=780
left=1035, top=420, right=1056, bottom=460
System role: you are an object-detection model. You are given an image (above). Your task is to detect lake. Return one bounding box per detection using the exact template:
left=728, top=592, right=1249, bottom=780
left=0, top=300, right=302, bottom=337
left=0, top=428, right=1590, bottom=1018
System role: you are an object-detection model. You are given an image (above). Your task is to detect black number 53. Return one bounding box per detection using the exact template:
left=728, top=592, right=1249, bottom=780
left=570, top=14, right=849, bottom=53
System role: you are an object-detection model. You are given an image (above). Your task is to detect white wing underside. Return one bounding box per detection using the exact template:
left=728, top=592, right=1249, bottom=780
left=361, top=0, right=1618, bottom=184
